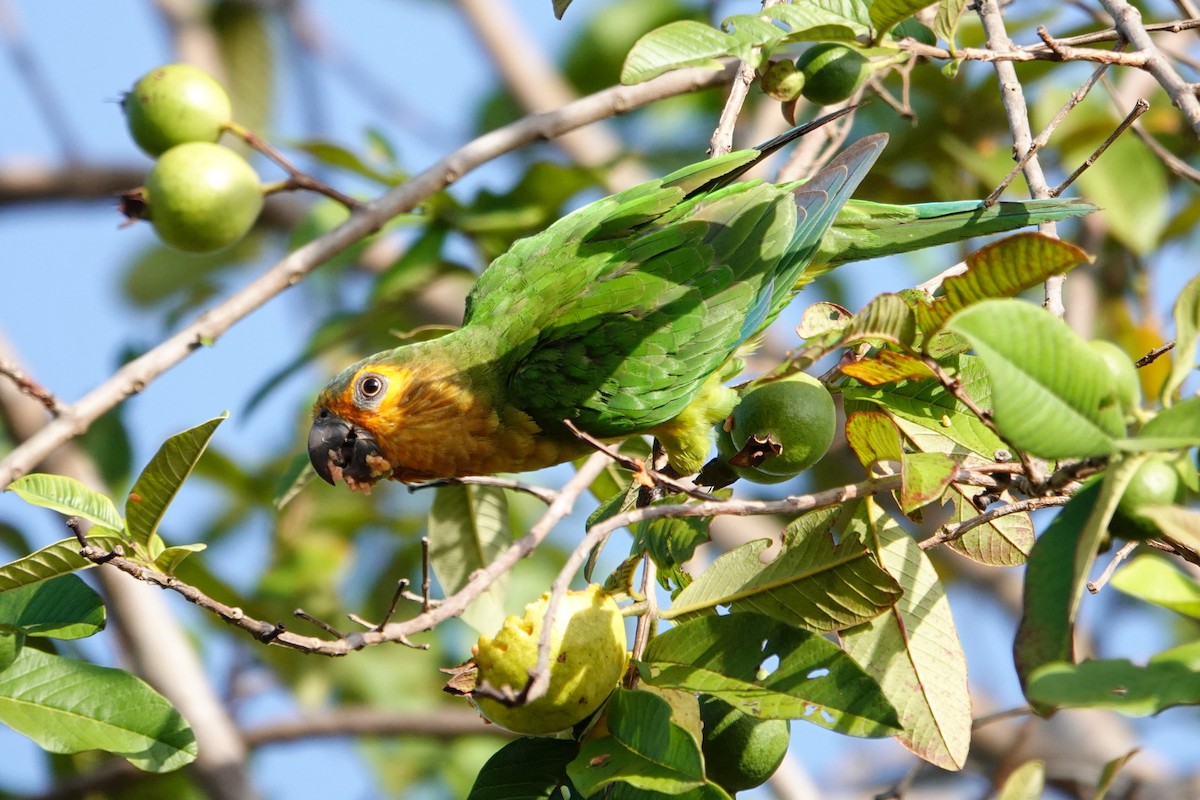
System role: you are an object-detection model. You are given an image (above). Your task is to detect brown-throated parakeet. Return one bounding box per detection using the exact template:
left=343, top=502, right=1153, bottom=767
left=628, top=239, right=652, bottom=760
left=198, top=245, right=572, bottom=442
left=309, top=129, right=1094, bottom=489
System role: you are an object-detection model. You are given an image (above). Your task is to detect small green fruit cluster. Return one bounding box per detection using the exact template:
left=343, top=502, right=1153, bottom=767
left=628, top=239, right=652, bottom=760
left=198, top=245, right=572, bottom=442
left=122, top=65, right=263, bottom=253
left=700, top=695, right=790, bottom=793
left=717, top=372, right=837, bottom=485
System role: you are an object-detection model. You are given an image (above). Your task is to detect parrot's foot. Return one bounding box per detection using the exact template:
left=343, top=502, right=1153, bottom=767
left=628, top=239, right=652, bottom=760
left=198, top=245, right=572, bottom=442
left=636, top=463, right=683, bottom=507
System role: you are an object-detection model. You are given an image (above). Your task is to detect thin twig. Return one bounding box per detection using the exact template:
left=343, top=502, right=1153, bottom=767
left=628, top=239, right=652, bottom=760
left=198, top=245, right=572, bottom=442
left=225, top=122, right=363, bottom=210
left=709, top=0, right=786, bottom=157
left=985, top=54, right=1117, bottom=205
left=897, top=14, right=1200, bottom=65
left=411, top=475, right=558, bottom=504
left=1053, top=98, right=1150, bottom=196
left=0, top=64, right=737, bottom=489
left=1101, top=74, right=1200, bottom=184
left=1087, top=539, right=1139, bottom=593
left=922, top=495, right=1073, bottom=550
left=1135, top=341, right=1175, bottom=367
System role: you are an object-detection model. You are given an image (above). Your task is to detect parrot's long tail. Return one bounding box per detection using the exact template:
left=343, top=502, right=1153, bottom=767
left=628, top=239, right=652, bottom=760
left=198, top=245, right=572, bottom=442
left=818, top=197, right=1099, bottom=270
left=765, top=134, right=889, bottom=324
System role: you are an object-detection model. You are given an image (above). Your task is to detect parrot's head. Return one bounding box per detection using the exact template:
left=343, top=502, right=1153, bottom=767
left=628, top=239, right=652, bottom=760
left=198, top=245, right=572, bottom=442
left=308, top=361, right=404, bottom=492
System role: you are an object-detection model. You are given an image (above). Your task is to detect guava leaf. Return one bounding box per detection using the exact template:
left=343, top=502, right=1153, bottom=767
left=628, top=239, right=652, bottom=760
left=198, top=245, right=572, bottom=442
left=1013, top=465, right=1143, bottom=705
left=0, top=647, right=196, bottom=772
left=468, top=737, right=579, bottom=800
left=1014, top=481, right=1092, bottom=695
left=5, top=474, right=124, bottom=532
left=764, top=1, right=871, bottom=42
left=621, top=21, right=745, bottom=84
left=843, top=354, right=1007, bottom=458
left=1129, top=504, right=1200, bottom=552
left=663, top=518, right=901, bottom=632
left=0, top=574, right=105, bottom=640
left=841, top=293, right=917, bottom=347
left=842, top=499, right=971, bottom=770
left=1110, top=555, right=1200, bottom=618
left=933, top=0, right=969, bottom=49
left=1136, top=396, right=1200, bottom=449
left=899, top=452, right=957, bottom=514
left=1162, top=273, right=1200, bottom=406
left=0, top=633, right=20, bottom=673
left=568, top=689, right=711, bottom=797
left=429, top=484, right=511, bottom=634
left=0, top=531, right=127, bottom=593
left=845, top=410, right=904, bottom=468
left=639, top=612, right=900, bottom=737
left=839, top=350, right=934, bottom=385
left=869, top=0, right=930, bottom=38
left=888, top=415, right=1032, bottom=565
left=1026, top=658, right=1200, bottom=716
left=995, top=759, right=1044, bottom=800
left=945, top=300, right=1124, bottom=457
left=915, top=233, right=1089, bottom=333
left=1095, top=750, right=1140, bottom=800
left=125, top=415, right=226, bottom=549
left=154, top=543, right=208, bottom=576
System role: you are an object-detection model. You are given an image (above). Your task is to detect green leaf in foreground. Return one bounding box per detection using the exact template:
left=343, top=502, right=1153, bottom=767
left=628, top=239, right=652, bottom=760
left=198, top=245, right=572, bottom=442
left=842, top=499, right=971, bottom=770
left=620, top=21, right=745, bottom=84
left=1014, top=480, right=1095, bottom=694
left=5, top=474, right=124, bottom=531
left=1026, top=658, right=1200, bottom=716
left=663, top=515, right=901, bottom=632
left=468, top=737, right=579, bottom=800
left=0, top=574, right=105, bottom=639
left=639, top=613, right=900, bottom=738
left=125, top=414, right=226, bottom=549
left=569, top=688, right=713, bottom=798
left=0, top=532, right=127, bottom=593
left=915, top=233, right=1089, bottom=334
left=869, top=0, right=932, bottom=39
left=1110, top=554, right=1200, bottom=619
left=0, top=647, right=196, bottom=772
left=995, top=759, right=1044, bottom=800
left=946, top=300, right=1125, bottom=458
left=0, top=633, right=21, bottom=673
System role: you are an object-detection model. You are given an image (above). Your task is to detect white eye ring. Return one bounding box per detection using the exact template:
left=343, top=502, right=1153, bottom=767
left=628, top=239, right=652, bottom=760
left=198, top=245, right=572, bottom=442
left=357, top=373, right=386, bottom=401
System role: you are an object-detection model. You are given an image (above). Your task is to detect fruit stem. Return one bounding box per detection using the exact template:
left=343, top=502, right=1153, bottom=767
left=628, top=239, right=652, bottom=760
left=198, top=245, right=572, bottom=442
left=222, top=121, right=363, bottom=211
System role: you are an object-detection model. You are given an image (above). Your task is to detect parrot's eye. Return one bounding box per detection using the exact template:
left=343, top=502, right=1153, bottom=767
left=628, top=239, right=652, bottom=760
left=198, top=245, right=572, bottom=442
left=355, top=373, right=387, bottom=404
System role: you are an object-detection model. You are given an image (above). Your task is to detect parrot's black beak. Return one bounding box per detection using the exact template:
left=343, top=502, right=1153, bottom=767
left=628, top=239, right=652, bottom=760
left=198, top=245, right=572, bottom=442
left=308, top=409, right=386, bottom=486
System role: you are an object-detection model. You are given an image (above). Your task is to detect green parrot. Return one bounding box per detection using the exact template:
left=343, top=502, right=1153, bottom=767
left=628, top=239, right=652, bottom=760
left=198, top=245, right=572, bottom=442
left=308, top=128, right=1093, bottom=489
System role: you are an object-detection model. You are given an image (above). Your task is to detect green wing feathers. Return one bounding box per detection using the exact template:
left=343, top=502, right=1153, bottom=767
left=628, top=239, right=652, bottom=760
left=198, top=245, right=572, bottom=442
left=506, top=134, right=887, bottom=443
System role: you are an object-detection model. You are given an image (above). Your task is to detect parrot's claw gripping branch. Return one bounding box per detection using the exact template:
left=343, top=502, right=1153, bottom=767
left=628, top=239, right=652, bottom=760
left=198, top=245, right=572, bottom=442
left=562, top=420, right=720, bottom=504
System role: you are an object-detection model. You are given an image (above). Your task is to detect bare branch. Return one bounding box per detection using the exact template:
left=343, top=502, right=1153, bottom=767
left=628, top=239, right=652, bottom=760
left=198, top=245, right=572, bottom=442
left=1053, top=98, right=1150, bottom=196
left=986, top=54, right=1116, bottom=204
left=1087, top=539, right=1139, bottom=593
left=1100, top=0, right=1200, bottom=138
left=455, top=0, right=652, bottom=190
